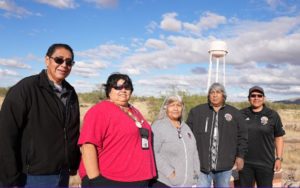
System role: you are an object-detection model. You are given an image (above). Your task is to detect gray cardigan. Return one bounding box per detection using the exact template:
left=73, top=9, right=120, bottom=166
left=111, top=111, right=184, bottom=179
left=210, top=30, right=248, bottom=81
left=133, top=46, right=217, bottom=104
left=152, top=117, right=200, bottom=187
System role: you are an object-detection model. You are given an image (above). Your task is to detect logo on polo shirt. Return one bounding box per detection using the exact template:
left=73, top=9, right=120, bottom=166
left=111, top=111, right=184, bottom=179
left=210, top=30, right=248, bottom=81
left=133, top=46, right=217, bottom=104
left=261, top=116, right=268, bottom=125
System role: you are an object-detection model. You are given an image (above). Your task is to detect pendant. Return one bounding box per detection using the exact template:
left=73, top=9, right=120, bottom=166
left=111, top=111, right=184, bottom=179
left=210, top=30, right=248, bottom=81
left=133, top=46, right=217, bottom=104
left=136, top=121, right=142, bottom=128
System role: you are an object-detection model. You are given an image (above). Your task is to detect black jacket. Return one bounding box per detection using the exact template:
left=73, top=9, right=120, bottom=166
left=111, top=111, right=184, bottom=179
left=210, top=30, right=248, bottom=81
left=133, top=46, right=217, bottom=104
left=0, top=70, right=81, bottom=186
left=187, top=103, right=247, bottom=173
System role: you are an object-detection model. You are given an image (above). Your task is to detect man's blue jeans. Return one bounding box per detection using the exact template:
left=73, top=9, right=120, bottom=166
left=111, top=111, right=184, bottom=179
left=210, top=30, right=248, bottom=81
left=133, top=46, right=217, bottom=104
left=24, top=169, right=69, bottom=187
left=197, top=170, right=232, bottom=187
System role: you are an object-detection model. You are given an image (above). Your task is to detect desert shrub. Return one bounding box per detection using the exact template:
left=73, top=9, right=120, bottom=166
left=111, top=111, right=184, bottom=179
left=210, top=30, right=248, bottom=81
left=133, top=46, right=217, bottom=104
left=144, top=96, right=165, bottom=122
left=267, top=102, right=300, bottom=110
left=78, top=90, right=106, bottom=104
left=136, top=94, right=207, bottom=122
left=0, top=87, right=9, bottom=97
left=228, top=101, right=249, bottom=110
left=182, top=95, right=207, bottom=120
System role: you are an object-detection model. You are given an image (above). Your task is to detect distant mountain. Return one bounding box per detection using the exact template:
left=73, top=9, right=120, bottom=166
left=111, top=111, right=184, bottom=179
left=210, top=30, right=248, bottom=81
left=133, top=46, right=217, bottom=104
left=274, top=98, right=300, bottom=104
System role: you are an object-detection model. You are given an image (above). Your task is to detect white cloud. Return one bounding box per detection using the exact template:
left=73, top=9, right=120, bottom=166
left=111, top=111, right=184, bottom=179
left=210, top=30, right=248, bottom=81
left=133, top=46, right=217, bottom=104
left=226, top=15, right=300, bottom=65
left=146, top=21, right=158, bottom=33
left=0, top=0, right=32, bottom=18
left=134, top=62, right=300, bottom=100
left=265, top=0, right=297, bottom=14
left=120, top=12, right=300, bottom=100
left=76, top=44, right=129, bottom=60
left=121, top=36, right=209, bottom=75
left=72, top=80, right=98, bottom=93
left=222, top=63, right=300, bottom=101
left=0, top=58, right=31, bottom=69
left=72, top=60, right=107, bottom=78
left=181, top=11, right=227, bottom=35
left=135, top=74, right=207, bottom=97
left=0, top=68, right=19, bottom=77
left=145, top=39, right=168, bottom=50
left=160, top=12, right=182, bottom=32
left=84, top=0, right=118, bottom=8
left=266, top=0, right=283, bottom=8
left=182, top=22, right=199, bottom=33
left=35, top=0, right=77, bottom=9
left=197, top=11, right=227, bottom=30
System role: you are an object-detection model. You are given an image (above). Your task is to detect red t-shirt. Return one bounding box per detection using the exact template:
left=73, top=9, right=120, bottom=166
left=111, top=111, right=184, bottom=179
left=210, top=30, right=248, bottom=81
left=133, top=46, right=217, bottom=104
left=78, top=100, right=156, bottom=182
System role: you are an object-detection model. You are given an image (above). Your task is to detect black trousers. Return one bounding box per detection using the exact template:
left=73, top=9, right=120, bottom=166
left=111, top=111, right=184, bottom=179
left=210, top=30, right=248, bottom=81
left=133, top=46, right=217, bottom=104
left=238, top=163, right=274, bottom=187
left=148, top=179, right=170, bottom=187
left=82, top=175, right=150, bottom=187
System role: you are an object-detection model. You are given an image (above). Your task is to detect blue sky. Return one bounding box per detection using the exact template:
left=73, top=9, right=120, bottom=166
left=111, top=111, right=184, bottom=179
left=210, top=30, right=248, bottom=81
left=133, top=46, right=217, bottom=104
left=0, top=0, right=300, bottom=101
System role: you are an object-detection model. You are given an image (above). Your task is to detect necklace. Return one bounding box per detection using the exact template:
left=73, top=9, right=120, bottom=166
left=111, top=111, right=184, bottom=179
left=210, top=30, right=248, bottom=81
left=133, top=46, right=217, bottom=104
left=119, top=105, right=144, bottom=128
left=169, top=119, right=182, bottom=139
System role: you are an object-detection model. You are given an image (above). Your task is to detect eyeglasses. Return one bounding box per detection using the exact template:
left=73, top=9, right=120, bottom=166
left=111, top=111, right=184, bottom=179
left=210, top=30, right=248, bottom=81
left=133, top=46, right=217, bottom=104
left=113, top=83, right=132, bottom=90
left=250, top=94, right=264, bottom=98
left=50, top=57, right=75, bottom=66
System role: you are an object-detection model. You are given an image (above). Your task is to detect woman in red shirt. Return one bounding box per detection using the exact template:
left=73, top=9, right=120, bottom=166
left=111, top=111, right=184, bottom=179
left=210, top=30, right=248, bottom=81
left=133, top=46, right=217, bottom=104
left=78, top=73, right=156, bottom=187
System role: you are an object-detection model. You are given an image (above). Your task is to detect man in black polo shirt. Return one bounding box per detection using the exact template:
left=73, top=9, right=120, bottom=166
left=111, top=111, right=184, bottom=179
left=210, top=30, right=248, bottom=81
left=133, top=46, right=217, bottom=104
left=238, top=86, right=285, bottom=187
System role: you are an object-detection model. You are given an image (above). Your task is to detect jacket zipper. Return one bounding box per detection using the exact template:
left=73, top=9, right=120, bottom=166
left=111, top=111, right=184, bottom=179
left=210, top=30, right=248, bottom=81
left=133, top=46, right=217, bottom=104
left=51, top=87, right=72, bottom=172
left=181, top=136, right=188, bottom=186
left=208, top=112, right=215, bottom=172
left=205, top=117, right=209, bottom=132
left=63, top=91, right=72, bottom=171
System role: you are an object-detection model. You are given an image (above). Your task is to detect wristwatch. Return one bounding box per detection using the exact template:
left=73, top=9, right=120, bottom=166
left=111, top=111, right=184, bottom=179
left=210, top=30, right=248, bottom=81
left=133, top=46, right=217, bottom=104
left=275, top=157, right=283, bottom=162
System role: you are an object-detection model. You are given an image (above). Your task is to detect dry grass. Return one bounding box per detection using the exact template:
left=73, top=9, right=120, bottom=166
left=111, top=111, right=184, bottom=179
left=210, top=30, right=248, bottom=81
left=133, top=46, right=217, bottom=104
left=278, top=109, right=300, bottom=185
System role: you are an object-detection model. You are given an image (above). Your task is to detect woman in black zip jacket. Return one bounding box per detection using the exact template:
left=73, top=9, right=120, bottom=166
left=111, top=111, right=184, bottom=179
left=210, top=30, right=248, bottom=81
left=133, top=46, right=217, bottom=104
left=0, top=43, right=81, bottom=187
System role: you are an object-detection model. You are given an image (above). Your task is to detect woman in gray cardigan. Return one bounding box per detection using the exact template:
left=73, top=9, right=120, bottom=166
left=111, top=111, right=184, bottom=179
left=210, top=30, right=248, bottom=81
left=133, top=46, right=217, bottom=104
left=151, top=95, right=200, bottom=187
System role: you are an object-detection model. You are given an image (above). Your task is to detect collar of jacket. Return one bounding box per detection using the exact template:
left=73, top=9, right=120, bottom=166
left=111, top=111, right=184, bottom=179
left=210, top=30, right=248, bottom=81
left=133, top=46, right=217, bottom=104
left=208, top=102, right=226, bottom=111
left=38, top=69, right=73, bottom=92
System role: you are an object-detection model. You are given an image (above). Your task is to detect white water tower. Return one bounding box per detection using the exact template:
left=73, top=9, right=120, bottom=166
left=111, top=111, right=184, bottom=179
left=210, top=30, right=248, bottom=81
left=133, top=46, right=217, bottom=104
left=207, top=40, right=228, bottom=92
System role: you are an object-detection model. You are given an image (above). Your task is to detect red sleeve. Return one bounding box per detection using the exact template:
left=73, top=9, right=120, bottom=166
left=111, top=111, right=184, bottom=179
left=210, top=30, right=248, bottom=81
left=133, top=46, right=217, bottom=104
left=78, top=102, right=108, bottom=148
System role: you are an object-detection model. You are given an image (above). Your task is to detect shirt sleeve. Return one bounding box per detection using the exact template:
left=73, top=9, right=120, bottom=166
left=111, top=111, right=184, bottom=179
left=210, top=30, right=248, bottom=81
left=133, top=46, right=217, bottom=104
left=0, top=85, right=29, bottom=186
left=78, top=103, right=107, bottom=148
left=273, top=111, right=285, bottom=137
left=236, top=110, right=248, bottom=158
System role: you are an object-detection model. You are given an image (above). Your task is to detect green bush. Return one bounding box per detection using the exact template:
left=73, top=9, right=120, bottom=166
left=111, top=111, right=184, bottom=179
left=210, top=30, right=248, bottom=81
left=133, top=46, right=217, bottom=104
left=78, top=90, right=106, bottom=104
left=0, top=87, right=9, bottom=97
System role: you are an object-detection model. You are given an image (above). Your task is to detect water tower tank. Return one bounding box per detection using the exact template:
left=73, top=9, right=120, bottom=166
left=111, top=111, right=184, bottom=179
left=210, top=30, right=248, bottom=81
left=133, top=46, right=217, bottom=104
left=209, top=40, right=228, bottom=58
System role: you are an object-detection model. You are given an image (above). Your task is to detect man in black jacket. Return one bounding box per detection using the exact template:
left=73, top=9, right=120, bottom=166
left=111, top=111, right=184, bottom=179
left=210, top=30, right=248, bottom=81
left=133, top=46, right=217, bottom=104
left=0, top=43, right=81, bottom=187
left=187, top=82, right=247, bottom=187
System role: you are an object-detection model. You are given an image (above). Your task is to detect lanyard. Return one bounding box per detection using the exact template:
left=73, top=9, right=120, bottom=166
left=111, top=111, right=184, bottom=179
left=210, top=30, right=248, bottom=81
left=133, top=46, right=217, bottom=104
left=119, top=105, right=144, bottom=128
left=119, top=104, right=149, bottom=150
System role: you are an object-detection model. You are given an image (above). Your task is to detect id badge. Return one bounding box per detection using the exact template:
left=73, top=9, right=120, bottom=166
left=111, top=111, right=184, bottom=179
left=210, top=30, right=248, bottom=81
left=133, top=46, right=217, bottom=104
left=142, top=137, right=149, bottom=149
left=139, top=128, right=149, bottom=150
